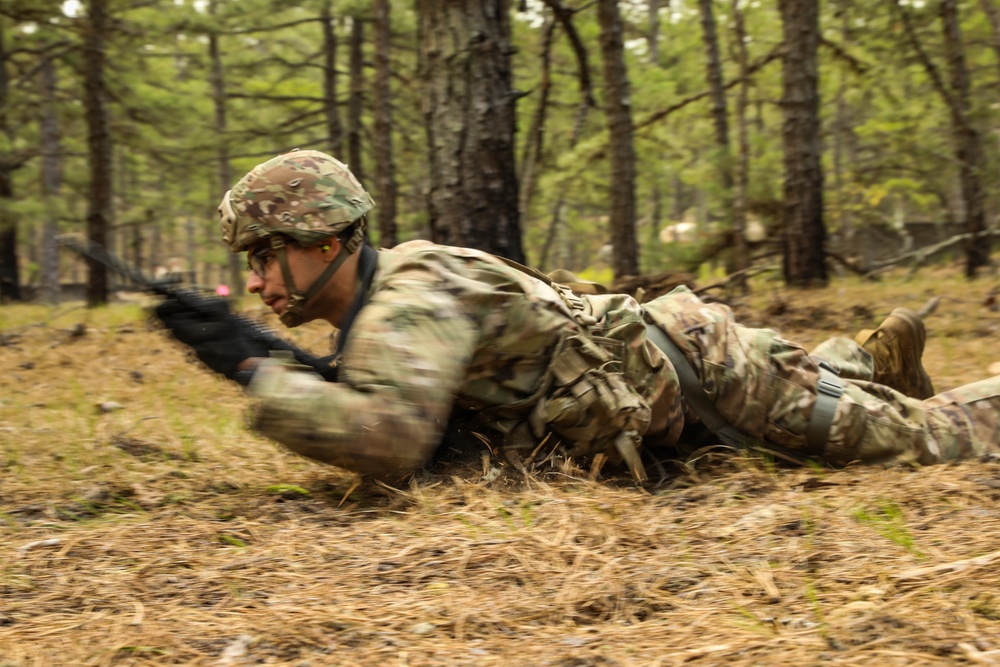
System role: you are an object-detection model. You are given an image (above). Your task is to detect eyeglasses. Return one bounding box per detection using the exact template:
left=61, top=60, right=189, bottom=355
left=247, top=246, right=276, bottom=278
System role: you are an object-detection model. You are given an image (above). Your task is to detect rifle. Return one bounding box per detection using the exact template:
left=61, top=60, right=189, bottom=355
left=57, top=235, right=338, bottom=382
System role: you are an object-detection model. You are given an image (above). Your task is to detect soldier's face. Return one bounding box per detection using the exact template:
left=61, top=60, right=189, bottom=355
left=245, top=241, right=342, bottom=320
left=246, top=242, right=305, bottom=317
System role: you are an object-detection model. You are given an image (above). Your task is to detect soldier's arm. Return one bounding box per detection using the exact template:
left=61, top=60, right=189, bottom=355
left=248, top=277, right=479, bottom=479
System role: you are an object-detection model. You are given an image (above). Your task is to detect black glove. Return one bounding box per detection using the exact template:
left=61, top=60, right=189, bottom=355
left=155, top=297, right=269, bottom=383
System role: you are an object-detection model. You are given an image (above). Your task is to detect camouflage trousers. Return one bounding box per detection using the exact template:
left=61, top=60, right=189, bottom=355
left=644, top=288, right=1000, bottom=466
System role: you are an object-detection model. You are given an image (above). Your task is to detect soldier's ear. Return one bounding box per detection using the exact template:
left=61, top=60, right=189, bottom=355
left=317, top=238, right=342, bottom=262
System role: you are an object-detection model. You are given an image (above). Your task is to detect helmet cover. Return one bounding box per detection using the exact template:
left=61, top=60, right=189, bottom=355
left=219, top=149, right=375, bottom=253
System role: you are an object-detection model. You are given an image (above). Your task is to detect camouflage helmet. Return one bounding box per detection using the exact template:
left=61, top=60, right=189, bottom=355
left=219, top=149, right=375, bottom=253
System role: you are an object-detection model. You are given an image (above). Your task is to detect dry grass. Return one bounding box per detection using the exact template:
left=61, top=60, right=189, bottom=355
left=1, top=263, right=999, bottom=667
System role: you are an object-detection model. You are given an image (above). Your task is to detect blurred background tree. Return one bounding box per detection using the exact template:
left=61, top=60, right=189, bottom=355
left=0, top=0, right=997, bottom=305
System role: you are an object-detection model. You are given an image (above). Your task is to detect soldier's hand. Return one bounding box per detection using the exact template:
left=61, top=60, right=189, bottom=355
left=154, top=297, right=270, bottom=384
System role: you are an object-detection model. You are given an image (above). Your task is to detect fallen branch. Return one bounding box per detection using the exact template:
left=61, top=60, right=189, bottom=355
left=824, top=249, right=870, bottom=277
left=694, top=265, right=778, bottom=295
left=862, top=229, right=1000, bottom=279
left=892, top=549, right=1000, bottom=581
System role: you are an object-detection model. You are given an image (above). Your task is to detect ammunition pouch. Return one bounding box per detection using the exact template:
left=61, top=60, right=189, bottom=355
left=471, top=255, right=653, bottom=481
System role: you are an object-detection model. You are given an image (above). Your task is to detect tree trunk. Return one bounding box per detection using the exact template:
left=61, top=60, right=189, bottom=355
left=209, top=0, right=241, bottom=290
left=149, top=211, right=162, bottom=277
left=0, top=168, right=17, bottom=303
left=980, top=0, right=1000, bottom=98
left=729, top=0, right=750, bottom=281
left=647, top=0, right=660, bottom=65
left=185, top=216, right=196, bottom=284
left=538, top=100, right=590, bottom=269
left=84, top=0, right=113, bottom=305
left=348, top=15, right=365, bottom=179
left=672, top=173, right=685, bottom=223
left=779, top=0, right=826, bottom=286
left=40, top=55, right=61, bottom=303
left=116, top=148, right=140, bottom=286
left=372, top=0, right=397, bottom=247
left=596, top=0, right=639, bottom=278
left=893, top=0, right=989, bottom=276
left=535, top=0, right=596, bottom=269
left=700, top=0, right=745, bottom=279
left=941, top=0, right=988, bottom=276
left=831, top=0, right=856, bottom=257
left=0, top=24, right=20, bottom=302
left=418, top=0, right=524, bottom=262
left=518, top=18, right=555, bottom=225
left=321, top=1, right=343, bottom=158
left=698, top=0, right=732, bottom=187
left=650, top=184, right=663, bottom=240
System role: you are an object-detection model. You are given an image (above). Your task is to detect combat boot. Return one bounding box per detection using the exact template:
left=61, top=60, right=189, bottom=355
left=855, top=308, right=935, bottom=399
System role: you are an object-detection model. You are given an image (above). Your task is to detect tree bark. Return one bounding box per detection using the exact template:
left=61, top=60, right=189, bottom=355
left=700, top=0, right=745, bottom=280
left=372, top=0, right=397, bottom=247
left=729, top=0, right=750, bottom=281
left=892, top=0, right=988, bottom=276
left=536, top=3, right=595, bottom=270
left=418, top=0, right=524, bottom=262
left=647, top=0, right=661, bottom=65
left=831, top=0, right=857, bottom=258
left=537, top=100, right=590, bottom=269
left=83, top=0, right=113, bottom=305
left=518, top=18, right=555, bottom=225
left=40, top=55, right=61, bottom=303
left=0, top=169, right=17, bottom=302
left=209, top=0, right=241, bottom=290
left=941, top=0, right=988, bottom=276
left=542, top=0, right=596, bottom=107
left=596, top=0, right=639, bottom=278
left=0, top=24, right=19, bottom=302
left=779, top=0, right=826, bottom=286
left=980, top=0, right=1000, bottom=96
left=348, top=15, right=365, bottom=180
left=321, top=1, right=343, bottom=158
left=185, top=215, right=196, bottom=284
left=698, top=0, right=731, bottom=185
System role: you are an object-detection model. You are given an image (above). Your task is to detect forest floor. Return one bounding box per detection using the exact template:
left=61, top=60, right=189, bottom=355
left=1, top=262, right=999, bottom=667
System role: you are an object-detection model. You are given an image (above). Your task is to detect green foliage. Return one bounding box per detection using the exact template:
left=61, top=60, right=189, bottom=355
left=851, top=500, right=923, bottom=556
left=4, top=0, right=1000, bottom=286
left=265, top=484, right=311, bottom=497
left=218, top=533, right=248, bottom=548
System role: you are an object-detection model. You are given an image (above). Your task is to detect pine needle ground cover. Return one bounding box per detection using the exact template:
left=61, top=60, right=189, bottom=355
left=1, top=266, right=999, bottom=667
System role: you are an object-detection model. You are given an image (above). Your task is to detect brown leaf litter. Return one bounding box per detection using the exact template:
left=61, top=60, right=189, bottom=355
left=1, top=265, right=999, bottom=666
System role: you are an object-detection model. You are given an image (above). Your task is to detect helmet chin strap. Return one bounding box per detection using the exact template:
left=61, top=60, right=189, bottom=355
left=271, top=226, right=365, bottom=328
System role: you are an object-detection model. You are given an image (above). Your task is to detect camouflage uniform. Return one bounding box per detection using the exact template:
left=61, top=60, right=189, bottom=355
left=644, top=287, right=999, bottom=467
left=249, top=240, right=1000, bottom=479
left=250, top=241, right=667, bottom=479
left=217, top=150, right=998, bottom=480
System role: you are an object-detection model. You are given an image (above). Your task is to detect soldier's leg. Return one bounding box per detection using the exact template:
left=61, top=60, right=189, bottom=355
left=809, top=337, right=874, bottom=381
left=822, top=376, right=1000, bottom=466
left=642, top=287, right=994, bottom=465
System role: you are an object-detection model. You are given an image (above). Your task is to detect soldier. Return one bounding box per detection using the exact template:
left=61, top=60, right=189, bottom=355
left=155, top=150, right=999, bottom=482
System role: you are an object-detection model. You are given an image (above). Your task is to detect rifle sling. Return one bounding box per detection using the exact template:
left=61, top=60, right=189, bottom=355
left=642, top=317, right=842, bottom=462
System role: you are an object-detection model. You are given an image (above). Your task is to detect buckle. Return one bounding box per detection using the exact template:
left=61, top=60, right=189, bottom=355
left=817, top=376, right=844, bottom=398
